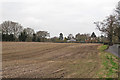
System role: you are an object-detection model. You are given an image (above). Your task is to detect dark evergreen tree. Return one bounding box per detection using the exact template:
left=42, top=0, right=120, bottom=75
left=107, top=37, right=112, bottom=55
left=9, top=34, right=15, bottom=41
left=2, top=33, right=5, bottom=41
left=91, top=32, right=96, bottom=38
left=19, top=30, right=27, bottom=41
left=59, top=33, right=63, bottom=40
left=37, top=38, right=40, bottom=42
left=32, top=33, right=37, bottom=42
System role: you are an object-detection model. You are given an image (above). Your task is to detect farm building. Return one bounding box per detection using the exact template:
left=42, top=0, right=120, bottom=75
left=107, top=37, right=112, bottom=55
left=67, top=38, right=76, bottom=42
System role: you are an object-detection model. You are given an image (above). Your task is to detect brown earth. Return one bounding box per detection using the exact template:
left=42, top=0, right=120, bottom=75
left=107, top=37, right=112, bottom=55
left=2, top=42, right=101, bottom=78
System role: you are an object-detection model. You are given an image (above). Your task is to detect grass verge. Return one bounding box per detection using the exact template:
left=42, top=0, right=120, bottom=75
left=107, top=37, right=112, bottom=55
left=97, top=45, right=118, bottom=78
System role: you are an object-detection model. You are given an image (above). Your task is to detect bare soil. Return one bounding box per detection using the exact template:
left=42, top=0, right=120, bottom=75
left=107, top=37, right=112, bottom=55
left=2, top=42, right=101, bottom=78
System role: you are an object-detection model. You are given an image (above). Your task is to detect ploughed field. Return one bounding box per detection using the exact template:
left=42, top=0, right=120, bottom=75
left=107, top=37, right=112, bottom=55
left=2, top=42, right=101, bottom=78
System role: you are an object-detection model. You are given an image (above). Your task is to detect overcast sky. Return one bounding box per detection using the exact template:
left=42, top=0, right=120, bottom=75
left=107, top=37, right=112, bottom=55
left=0, top=0, right=119, bottom=37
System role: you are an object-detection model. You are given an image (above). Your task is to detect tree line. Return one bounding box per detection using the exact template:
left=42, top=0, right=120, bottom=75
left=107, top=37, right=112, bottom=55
left=47, top=32, right=100, bottom=43
left=0, top=21, right=50, bottom=42
left=0, top=20, right=98, bottom=43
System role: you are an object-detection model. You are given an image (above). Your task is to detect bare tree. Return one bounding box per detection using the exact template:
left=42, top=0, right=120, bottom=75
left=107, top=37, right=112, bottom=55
left=11, top=22, right=23, bottom=38
left=1, top=21, right=13, bottom=34
left=94, top=15, right=117, bottom=44
left=76, top=33, right=90, bottom=42
left=75, top=33, right=81, bottom=41
left=24, top=28, right=34, bottom=37
left=24, top=28, right=35, bottom=41
left=67, top=34, right=74, bottom=40
left=36, top=31, right=50, bottom=42
left=114, top=1, right=120, bottom=42
left=0, top=21, right=23, bottom=38
left=36, top=31, right=50, bottom=38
